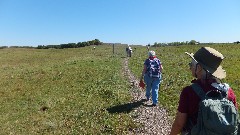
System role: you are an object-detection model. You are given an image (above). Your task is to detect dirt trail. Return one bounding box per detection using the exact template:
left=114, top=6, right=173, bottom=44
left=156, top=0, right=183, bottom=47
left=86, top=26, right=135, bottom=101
left=123, top=57, right=172, bottom=135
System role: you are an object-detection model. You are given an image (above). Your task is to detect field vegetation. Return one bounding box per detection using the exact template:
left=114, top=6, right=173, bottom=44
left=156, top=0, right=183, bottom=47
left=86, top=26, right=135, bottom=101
left=0, top=46, right=135, bottom=134
left=129, top=44, right=240, bottom=118
left=0, top=44, right=239, bottom=134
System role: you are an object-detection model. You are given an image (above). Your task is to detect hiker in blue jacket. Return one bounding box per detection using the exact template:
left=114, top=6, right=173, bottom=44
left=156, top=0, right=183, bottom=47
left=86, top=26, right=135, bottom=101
left=140, top=51, right=163, bottom=106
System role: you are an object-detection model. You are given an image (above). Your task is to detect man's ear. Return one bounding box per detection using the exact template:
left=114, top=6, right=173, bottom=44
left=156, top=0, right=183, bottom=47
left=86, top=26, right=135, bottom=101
left=196, top=64, right=203, bottom=72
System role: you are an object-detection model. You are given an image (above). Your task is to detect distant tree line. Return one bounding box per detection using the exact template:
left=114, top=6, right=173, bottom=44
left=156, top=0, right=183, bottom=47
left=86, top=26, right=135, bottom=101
left=152, top=40, right=201, bottom=47
left=151, top=40, right=240, bottom=47
left=234, top=41, right=240, bottom=44
left=0, top=39, right=239, bottom=49
left=0, top=46, right=34, bottom=49
left=37, top=39, right=102, bottom=49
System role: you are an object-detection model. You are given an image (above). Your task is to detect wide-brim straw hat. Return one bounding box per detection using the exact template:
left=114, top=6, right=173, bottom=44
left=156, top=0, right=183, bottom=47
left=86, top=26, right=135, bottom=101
left=185, top=47, right=226, bottom=79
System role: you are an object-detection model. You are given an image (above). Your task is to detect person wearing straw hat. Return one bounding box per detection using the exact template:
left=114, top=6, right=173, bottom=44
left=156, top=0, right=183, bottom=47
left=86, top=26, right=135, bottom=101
left=170, top=47, right=238, bottom=135
left=140, top=50, right=163, bottom=106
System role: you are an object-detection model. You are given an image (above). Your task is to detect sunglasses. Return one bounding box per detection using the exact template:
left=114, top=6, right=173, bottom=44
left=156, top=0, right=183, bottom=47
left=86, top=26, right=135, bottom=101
left=188, top=62, right=198, bottom=68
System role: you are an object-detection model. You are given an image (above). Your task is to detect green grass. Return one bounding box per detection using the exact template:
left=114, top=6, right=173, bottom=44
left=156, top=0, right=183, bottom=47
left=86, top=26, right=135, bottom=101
left=0, top=46, right=135, bottom=134
left=128, top=44, right=240, bottom=120
left=1, top=44, right=239, bottom=134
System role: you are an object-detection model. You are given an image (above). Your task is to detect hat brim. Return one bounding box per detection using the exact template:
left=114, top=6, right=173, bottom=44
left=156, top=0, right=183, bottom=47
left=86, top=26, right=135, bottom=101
left=185, top=52, right=226, bottom=79
left=185, top=52, right=198, bottom=62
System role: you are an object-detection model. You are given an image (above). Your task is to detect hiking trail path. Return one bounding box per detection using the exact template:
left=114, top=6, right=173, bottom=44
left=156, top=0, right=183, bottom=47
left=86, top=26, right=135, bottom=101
left=123, top=57, right=172, bottom=135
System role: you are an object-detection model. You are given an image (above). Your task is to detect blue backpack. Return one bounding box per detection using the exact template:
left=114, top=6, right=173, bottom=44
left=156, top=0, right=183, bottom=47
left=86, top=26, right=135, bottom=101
left=145, top=58, right=161, bottom=78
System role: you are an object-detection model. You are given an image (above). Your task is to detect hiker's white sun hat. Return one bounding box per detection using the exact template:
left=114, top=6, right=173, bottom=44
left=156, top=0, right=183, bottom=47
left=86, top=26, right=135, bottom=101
left=148, top=51, right=156, bottom=57
left=185, top=47, right=226, bottom=79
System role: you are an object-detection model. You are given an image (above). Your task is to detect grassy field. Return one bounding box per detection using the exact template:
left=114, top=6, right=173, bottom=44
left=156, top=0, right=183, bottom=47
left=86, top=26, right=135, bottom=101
left=128, top=44, right=240, bottom=118
left=0, top=46, right=136, bottom=134
left=0, top=44, right=239, bottom=134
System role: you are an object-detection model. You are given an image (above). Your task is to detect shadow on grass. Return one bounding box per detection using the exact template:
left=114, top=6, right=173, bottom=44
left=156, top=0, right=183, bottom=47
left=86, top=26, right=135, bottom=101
left=107, top=99, right=146, bottom=114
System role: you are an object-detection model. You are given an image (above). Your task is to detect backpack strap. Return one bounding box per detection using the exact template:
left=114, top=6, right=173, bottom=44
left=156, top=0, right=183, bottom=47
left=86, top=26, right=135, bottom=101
left=191, top=83, right=206, bottom=100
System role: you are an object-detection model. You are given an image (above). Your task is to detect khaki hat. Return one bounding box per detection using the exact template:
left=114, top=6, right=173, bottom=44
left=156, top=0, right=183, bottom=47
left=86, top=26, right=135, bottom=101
left=185, top=47, right=226, bottom=79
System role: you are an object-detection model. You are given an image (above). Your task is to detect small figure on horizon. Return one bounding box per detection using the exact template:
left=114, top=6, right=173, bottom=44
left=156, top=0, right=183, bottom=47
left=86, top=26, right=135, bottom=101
left=126, top=45, right=132, bottom=57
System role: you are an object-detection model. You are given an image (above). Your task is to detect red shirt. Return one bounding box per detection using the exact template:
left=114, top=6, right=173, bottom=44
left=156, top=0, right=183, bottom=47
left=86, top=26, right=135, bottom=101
left=178, top=79, right=237, bottom=125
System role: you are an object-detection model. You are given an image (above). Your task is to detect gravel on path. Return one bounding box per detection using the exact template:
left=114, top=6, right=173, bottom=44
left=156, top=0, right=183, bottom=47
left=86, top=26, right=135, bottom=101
left=122, top=58, right=172, bottom=135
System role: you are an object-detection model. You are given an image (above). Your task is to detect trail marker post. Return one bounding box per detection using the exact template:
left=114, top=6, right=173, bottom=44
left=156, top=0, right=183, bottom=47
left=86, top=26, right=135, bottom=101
left=113, top=44, right=115, bottom=54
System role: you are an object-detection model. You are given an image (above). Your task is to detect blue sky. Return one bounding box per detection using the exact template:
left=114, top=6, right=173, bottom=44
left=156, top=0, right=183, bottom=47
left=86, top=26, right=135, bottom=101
left=0, top=0, right=239, bottom=46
